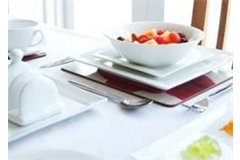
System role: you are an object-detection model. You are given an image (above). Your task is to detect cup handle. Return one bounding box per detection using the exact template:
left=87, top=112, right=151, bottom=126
left=30, top=30, right=44, bottom=47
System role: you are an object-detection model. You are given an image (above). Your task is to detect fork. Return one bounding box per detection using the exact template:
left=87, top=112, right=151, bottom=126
left=182, top=84, right=232, bottom=113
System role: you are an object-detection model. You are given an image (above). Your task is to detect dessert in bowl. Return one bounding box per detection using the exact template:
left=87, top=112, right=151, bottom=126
left=104, top=22, right=205, bottom=68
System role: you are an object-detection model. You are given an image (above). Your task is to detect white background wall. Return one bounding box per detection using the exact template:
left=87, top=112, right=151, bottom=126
left=8, top=0, right=232, bottom=52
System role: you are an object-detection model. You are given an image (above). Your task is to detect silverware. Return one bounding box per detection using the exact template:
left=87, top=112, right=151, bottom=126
left=69, top=80, right=153, bottom=109
left=40, top=46, right=108, bottom=68
left=40, top=57, right=74, bottom=68
left=182, top=84, right=233, bottom=113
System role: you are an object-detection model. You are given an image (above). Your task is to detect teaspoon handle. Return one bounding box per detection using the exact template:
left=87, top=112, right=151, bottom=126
left=69, top=80, right=122, bottom=103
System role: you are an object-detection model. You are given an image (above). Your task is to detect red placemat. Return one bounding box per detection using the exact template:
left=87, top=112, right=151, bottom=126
left=22, top=52, right=47, bottom=61
left=8, top=52, right=47, bottom=62
left=62, top=63, right=233, bottom=107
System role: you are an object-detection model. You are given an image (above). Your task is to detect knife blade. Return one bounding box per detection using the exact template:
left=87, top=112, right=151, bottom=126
left=40, top=57, right=74, bottom=68
left=40, top=45, right=108, bottom=68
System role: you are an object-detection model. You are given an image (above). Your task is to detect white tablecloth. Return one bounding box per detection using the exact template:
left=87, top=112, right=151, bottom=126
left=8, top=26, right=233, bottom=159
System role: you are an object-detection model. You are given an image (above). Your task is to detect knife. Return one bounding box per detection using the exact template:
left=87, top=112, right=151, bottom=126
left=40, top=57, right=74, bottom=68
left=40, top=45, right=108, bottom=68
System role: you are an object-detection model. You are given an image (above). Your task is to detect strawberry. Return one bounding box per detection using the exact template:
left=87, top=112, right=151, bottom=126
left=169, top=32, right=181, bottom=43
left=154, top=36, right=168, bottom=44
left=157, top=29, right=165, bottom=35
left=137, top=35, right=151, bottom=43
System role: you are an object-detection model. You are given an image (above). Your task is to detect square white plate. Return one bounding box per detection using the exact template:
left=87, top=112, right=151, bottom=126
left=134, top=133, right=232, bottom=160
left=71, top=46, right=232, bottom=90
left=8, top=78, right=107, bottom=143
left=9, top=149, right=101, bottom=160
left=94, top=47, right=213, bottom=78
left=132, top=106, right=232, bottom=160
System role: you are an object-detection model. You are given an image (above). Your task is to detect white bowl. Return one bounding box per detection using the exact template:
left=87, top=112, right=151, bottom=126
left=104, top=22, right=205, bottom=68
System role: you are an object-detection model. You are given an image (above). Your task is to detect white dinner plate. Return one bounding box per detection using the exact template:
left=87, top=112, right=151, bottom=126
left=71, top=46, right=232, bottom=90
left=94, top=47, right=213, bottom=78
left=9, top=149, right=101, bottom=160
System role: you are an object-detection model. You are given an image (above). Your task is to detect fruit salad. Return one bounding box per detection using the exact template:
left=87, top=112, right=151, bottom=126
left=117, top=29, right=190, bottom=45
left=221, top=119, right=233, bottom=137
left=181, top=135, right=222, bottom=160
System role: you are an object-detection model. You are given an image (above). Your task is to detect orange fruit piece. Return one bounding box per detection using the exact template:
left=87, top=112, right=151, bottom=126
left=221, top=119, right=233, bottom=137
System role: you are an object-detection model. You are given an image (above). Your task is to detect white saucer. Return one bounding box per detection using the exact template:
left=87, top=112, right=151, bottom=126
left=9, top=149, right=101, bottom=160
left=23, top=45, right=44, bottom=56
left=94, top=47, right=214, bottom=78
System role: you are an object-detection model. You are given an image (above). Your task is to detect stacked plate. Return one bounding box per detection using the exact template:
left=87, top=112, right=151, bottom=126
left=70, top=45, right=232, bottom=91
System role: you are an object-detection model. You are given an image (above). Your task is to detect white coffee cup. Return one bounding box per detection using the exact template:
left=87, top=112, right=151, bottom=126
left=8, top=19, right=44, bottom=54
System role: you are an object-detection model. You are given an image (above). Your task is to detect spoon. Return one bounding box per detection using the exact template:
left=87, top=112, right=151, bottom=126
left=69, top=80, right=153, bottom=109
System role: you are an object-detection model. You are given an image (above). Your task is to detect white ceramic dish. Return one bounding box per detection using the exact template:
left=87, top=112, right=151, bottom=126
left=203, top=114, right=233, bottom=148
left=8, top=79, right=106, bottom=143
left=8, top=49, right=61, bottom=126
left=9, top=149, right=101, bottom=160
left=94, top=46, right=213, bottom=78
left=104, top=22, right=205, bottom=67
left=132, top=107, right=232, bottom=160
left=71, top=46, right=232, bottom=90
left=8, top=95, right=89, bottom=143
left=8, top=19, right=45, bottom=56
left=133, top=133, right=232, bottom=160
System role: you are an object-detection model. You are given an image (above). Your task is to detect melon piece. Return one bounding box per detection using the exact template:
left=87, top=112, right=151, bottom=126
left=143, top=29, right=158, bottom=38
left=181, top=135, right=222, bottom=160
left=124, top=34, right=133, bottom=42
left=143, top=39, right=158, bottom=45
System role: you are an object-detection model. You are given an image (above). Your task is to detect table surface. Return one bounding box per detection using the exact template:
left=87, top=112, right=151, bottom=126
left=8, top=26, right=233, bottom=160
